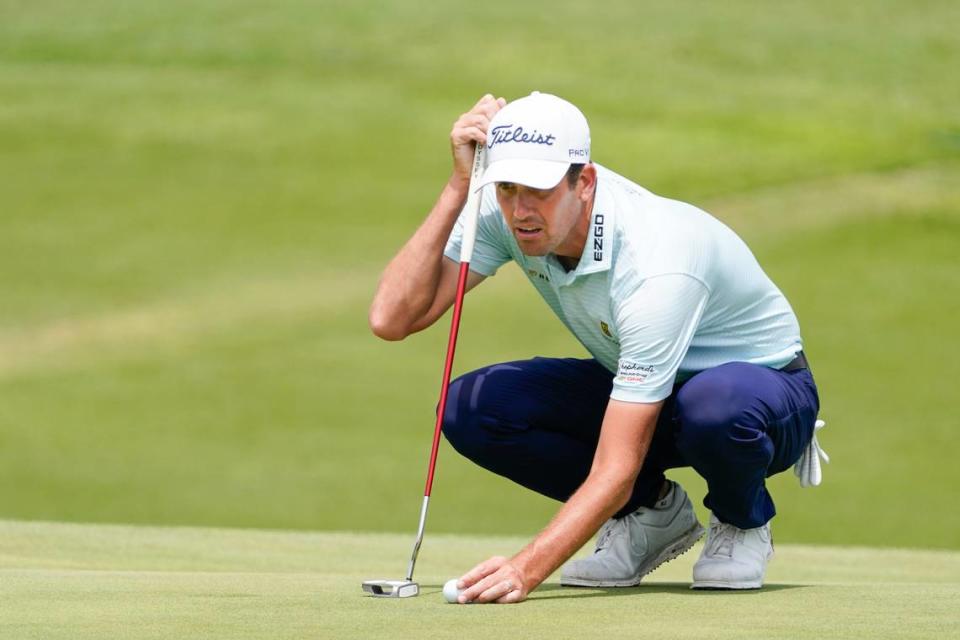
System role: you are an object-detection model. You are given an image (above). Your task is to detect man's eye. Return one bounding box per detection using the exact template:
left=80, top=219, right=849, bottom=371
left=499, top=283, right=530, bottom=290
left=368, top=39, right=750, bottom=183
left=497, top=182, right=517, bottom=192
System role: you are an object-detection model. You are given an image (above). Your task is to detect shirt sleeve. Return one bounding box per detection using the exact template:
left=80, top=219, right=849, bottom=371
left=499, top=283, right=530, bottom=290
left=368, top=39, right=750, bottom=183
left=610, top=273, right=710, bottom=403
left=443, top=185, right=512, bottom=276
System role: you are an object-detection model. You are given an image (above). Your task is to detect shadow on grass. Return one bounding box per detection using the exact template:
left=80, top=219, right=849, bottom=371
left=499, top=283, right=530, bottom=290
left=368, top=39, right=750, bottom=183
left=531, top=582, right=808, bottom=601
left=417, top=582, right=808, bottom=602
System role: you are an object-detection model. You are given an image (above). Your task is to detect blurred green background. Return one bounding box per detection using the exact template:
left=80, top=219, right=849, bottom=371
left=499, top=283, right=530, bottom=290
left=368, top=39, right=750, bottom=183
left=1, top=0, right=958, bottom=549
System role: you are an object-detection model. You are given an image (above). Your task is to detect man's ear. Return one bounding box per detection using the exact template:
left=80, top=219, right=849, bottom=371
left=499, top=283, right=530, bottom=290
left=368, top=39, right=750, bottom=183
left=578, top=163, right=598, bottom=201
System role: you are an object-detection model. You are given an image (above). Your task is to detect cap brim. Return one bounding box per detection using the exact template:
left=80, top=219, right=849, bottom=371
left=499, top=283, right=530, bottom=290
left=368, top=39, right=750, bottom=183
left=477, top=159, right=570, bottom=190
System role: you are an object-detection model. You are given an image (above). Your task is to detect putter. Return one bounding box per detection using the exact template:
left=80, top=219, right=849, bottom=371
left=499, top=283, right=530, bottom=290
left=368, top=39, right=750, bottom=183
left=363, top=144, right=487, bottom=598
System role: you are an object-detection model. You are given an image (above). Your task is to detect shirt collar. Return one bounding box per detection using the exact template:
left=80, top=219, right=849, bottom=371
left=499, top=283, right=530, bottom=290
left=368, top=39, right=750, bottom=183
left=566, top=171, right=613, bottom=278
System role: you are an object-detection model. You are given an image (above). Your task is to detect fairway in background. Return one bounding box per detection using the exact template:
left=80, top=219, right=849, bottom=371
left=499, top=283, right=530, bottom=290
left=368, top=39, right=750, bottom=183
left=1, top=0, right=959, bottom=549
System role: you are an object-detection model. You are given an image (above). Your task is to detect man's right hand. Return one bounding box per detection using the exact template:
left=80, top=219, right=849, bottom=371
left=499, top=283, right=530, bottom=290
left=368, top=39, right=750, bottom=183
left=449, top=94, right=506, bottom=189
left=369, top=95, right=499, bottom=340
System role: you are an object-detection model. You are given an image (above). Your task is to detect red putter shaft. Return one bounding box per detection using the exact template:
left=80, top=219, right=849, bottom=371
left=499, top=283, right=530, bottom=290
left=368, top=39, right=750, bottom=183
left=424, top=259, right=471, bottom=497
left=404, top=144, right=485, bottom=584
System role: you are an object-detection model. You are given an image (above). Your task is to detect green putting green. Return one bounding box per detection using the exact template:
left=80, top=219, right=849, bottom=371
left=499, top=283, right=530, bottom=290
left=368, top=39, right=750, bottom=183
left=2, top=520, right=958, bottom=639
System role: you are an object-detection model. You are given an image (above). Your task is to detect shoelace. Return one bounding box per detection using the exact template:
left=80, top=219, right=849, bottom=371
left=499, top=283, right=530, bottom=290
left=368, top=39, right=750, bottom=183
left=594, top=516, right=628, bottom=552
left=704, top=520, right=743, bottom=558
left=793, top=419, right=830, bottom=488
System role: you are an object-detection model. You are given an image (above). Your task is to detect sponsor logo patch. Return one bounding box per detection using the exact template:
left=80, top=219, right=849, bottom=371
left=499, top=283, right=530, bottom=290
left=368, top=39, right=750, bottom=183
left=599, top=321, right=613, bottom=338
left=592, top=213, right=605, bottom=262
left=617, top=360, right=656, bottom=383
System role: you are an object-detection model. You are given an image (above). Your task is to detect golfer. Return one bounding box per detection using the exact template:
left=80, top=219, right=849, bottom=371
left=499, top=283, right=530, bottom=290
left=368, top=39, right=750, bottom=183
left=370, top=92, right=825, bottom=603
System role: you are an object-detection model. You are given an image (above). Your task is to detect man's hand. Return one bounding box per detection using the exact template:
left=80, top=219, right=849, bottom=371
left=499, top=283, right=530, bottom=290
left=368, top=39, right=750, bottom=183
left=455, top=555, right=529, bottom=604
left=449, top=94, right=506, bottom=188
left=368, top=95, right=500, bottom=340
left=450, top=400, right=664, bottom=604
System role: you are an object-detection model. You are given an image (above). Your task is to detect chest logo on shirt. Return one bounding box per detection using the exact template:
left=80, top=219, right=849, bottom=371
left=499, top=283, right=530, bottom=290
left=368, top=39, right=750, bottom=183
left=599, top=321, right=613, bottom=338
left=527, top=268, right=550, bottom=282
left=593, top=213, right=605, bottom=262
left=596, top=320, right=618, bottom=343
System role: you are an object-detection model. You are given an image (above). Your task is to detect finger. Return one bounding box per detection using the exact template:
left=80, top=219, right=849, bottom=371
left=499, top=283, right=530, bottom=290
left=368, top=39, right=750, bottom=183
left=473, top=96, right=506, bottom=124
left=475, top=578, right=517, bottom=604
left=469, top=93, right=496, bottom=113
left=477, top=98, right=502, bottom=121
left=458, top=556, right=506, bottom=588
left=452, top=114, right=492, bottom=139
left=451, top=125, right=488, bottom=146
left=464, top=573, right=513, bottom=604
left=470, top=94, right=505, bottom=123
left=457, top=113, right=492, bottom=130
left=494, top=587, right=525, bottom=604
left=458, top=572, right=503, bottom=603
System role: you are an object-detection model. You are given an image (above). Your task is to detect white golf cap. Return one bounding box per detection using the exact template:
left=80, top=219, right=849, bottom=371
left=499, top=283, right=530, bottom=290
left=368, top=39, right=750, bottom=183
left=479, top=91, right=591, bottom=190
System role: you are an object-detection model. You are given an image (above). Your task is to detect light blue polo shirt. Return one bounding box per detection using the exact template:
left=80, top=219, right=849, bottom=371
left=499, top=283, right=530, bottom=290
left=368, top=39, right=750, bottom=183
left=444, top=164, right=802, bottom=403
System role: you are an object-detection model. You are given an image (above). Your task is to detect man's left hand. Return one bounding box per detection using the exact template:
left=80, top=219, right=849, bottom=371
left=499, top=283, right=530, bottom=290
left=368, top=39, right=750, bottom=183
left=455, top=555, right=530, bottom=604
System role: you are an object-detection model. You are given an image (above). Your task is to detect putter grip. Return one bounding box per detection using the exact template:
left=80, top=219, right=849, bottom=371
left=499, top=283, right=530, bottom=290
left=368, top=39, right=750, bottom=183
left=458, top=144, right=487, bottom=263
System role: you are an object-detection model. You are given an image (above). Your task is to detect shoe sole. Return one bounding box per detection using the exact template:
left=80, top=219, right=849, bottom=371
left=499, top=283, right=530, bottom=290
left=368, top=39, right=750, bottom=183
left=560, top=521, right=706, bottom=588
left=689, top=580, right=763, bottom=590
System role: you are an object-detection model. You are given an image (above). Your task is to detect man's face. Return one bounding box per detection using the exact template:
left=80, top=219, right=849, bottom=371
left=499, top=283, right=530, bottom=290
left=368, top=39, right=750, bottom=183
left=495, top=168, right=593, bottom=259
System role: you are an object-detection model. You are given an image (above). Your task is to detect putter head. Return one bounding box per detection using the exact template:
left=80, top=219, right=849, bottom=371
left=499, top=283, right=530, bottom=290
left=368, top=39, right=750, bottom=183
left=362, top=579, right=419, bottom=598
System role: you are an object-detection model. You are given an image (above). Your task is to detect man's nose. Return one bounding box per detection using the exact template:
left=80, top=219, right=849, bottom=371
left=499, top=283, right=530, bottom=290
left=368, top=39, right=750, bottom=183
left=515, top=196, right=537, bottom=216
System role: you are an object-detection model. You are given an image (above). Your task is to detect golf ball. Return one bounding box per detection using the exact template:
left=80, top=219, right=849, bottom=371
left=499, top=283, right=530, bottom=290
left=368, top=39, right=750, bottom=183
left=442, top=578, right=462, bottom=603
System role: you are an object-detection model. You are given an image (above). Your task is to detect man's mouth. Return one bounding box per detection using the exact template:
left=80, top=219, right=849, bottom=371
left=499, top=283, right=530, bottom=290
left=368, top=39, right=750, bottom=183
left=515, top=225, right=542, bottom=238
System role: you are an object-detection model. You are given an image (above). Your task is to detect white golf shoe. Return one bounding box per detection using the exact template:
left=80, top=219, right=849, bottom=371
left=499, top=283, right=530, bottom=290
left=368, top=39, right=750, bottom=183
left=691, top=514, right=774, bottom=589
left=560, top=481, right=705, bottom=587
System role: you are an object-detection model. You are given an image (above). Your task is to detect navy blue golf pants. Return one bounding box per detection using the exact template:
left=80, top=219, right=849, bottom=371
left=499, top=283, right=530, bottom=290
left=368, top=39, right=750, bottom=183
left=441, top=357, right=820, bottom=529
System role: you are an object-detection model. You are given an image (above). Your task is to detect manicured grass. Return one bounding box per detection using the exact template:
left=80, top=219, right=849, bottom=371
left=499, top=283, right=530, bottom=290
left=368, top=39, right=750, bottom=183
left=2, top=519, right=958, bottom=640
left=1, top=0, right=958, bottom=550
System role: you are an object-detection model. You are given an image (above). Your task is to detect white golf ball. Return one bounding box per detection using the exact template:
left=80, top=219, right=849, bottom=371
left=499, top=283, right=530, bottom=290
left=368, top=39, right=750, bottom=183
left=442, top=578, right=462, bottom=603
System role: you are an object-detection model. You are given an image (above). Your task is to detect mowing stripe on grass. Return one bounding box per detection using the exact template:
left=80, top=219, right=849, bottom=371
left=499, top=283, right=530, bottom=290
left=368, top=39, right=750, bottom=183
left=0, top=268, right=375, bottom=378
left=1, top=162, right=955, bottom=380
